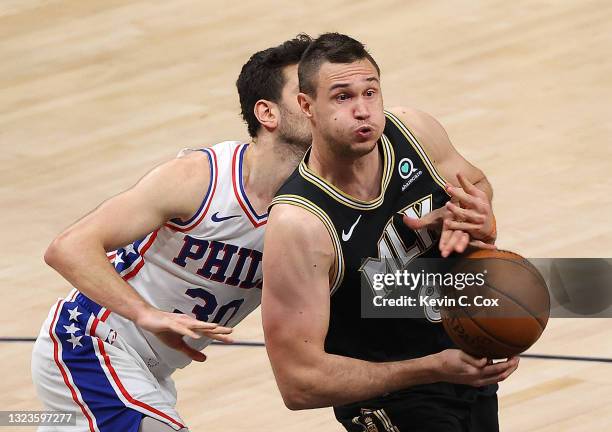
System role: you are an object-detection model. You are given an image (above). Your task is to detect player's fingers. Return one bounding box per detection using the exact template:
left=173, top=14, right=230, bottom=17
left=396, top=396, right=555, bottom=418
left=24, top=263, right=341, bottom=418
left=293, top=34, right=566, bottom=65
left=174, top=313, right=214, bottom=325
left=481, top=357, right=519, bottom=377
left=447, top=231, right=469, bottom=255
left=445, top=202, right=486, bottom=224
left=459, top=351, right=488, bottom=368
left=439, top=226, right=454, bottom=251
left=445, top=184, right=478, bottom=208
left=457, top=173, right=486, bottom=199
left=201, top=332, right=234, bottom=344
left=455, top=232, right=470, bottom=253
left=186, top=321, right=233, bottom=334
left=474, top=363, right=519, bottom=386
left=156, top=332, right=206, bottom=361
left=202, top=325, right=233, bottom=334
left=170, top=323, right=201, bottom=340
left=175, top=318, right=234, bottom=338
left=444, top=220, right=482, bottom=232
left=171, top=314, right=210, bottom=329
left=177, top=342, right=207, bottom=362
left=472, top=374, right=504, bottom=387
left=441, top=229, right=465, bottom=257
left=402, top=208, right=445, bottom=230
left=193, top=327, right=233, bottom=337
left=468, top=240, right=497, bottom=250
left=402, top=214, right=428, bottom=230
left=506, top=356, right=520, bottom=372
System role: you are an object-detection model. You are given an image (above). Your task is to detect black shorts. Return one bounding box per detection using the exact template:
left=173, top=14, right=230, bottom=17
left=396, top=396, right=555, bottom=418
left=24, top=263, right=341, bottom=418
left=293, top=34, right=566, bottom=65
left=335, top=385, right=498, bottom=432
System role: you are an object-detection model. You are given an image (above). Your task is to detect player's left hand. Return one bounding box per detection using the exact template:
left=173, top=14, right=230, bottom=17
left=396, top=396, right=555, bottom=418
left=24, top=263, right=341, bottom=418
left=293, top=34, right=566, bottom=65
left=402, top=173, right=497, bottom=257
left=443, top=173, right=496, bottom=247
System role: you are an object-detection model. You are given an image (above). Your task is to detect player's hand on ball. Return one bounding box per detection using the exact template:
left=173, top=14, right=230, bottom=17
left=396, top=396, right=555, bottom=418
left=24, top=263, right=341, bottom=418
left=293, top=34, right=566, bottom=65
left=136, top=307, right=233, bottom=362
left=432, top=349, right=519, bottom=387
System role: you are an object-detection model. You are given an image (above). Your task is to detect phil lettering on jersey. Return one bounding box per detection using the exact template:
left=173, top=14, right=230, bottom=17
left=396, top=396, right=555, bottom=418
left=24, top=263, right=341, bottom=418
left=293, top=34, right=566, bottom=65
left=172, top=235, right=262, bottom=289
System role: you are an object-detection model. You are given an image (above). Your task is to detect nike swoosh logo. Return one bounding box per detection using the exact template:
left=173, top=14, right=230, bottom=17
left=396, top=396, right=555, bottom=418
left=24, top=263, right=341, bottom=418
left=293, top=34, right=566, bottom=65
left=342, top=215, right=362, bottom=241
left=211, top=212, right=241, bottom=222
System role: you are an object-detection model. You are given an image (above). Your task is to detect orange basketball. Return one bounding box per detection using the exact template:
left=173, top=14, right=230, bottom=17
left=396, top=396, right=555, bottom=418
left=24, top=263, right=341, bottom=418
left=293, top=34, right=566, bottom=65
left=441, top=249, right=550, bottom=359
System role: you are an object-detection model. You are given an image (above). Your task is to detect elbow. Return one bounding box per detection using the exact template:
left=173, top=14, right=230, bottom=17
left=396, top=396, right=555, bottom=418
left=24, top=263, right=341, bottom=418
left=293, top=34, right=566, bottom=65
left=44, top=231, right=79, bottom=269
left=276, top=370, right=327, bottom=411
left=44, top=237, right=63, bottom=268
left=280, top=388, right=318, bottom=411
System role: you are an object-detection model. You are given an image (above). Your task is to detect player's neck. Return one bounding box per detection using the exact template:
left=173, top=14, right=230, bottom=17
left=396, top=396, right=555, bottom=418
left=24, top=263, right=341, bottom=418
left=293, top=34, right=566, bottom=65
left=241, top=137, right=305, bottom=210
left=308, top=138, right=382, bottom=201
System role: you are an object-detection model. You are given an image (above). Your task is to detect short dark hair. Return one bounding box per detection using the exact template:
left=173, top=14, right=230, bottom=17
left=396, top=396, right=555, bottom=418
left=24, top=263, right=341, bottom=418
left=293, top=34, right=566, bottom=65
left=298, top=33, right=380, bottom=97
left=236, top=34, right=312, bottom=138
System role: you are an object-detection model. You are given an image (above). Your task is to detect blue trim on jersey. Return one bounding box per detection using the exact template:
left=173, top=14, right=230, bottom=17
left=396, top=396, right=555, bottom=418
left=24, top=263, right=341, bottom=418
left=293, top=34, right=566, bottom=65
left=169, top=148, right=214, bottom=226
left=238, top=144, right=268, bottom=220
left=75, top=293, right=103, bottom=317
left=55, top=298, right=143, bottom=432
left=113, top=236, right=147, bottom=274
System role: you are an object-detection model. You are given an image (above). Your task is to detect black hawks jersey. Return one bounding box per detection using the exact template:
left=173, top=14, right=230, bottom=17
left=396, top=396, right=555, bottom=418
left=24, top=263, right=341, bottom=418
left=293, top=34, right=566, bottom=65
left=272, top=110, right=454, bottom=363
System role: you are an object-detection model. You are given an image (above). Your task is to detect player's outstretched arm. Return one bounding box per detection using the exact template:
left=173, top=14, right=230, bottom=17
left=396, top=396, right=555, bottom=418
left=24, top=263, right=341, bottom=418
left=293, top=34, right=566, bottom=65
left=388, top=107, right=493, bottom=200
left=391, top=107, right=497, bottom=254
left=262, top=204, right=518, bottom=410
left=44, top=151, right=232, bottom=360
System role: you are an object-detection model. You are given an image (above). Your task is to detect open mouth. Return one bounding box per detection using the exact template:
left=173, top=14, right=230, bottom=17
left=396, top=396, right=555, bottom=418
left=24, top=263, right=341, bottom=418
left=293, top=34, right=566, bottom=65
left=355, top=125, right=374, bottom=139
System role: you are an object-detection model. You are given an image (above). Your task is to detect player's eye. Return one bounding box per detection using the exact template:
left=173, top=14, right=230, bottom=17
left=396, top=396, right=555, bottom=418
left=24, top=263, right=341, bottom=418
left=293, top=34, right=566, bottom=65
left=336, top=93, right=350, bottom=102
left=365, top=89, right=376, bottom=97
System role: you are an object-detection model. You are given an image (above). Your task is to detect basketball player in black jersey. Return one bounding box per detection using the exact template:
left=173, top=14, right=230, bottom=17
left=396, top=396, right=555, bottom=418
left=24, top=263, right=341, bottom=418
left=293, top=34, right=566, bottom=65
left=262, top=33, right=519, bottom=431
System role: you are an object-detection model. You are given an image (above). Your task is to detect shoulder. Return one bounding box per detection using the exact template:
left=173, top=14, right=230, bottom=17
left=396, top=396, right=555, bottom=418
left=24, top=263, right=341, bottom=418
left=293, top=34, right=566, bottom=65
left=387, top=106, right=452, bottom=162
left=134, top=148, right=213, bottom=220
left=151, top=149, right=211, bottom=186
left=267, top=203, right=334, bottom=255
left=269, top=202, right=329, bottom=236
left=387, top=107, right=447, bottom=140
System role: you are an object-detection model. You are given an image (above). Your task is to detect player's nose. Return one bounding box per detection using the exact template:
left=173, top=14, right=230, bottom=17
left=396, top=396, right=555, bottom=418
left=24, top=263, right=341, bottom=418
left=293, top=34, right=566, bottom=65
left=353, top=98, right=370, bottom=120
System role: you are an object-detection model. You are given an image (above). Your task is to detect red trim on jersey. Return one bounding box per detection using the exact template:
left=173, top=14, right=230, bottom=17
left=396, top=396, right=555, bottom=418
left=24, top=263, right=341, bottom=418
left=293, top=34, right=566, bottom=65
left=95, top=338, right=186, bottom=429
left=231, top=145, right=267, bottom=228
left=165, top=148, right=219, bottom=233
left=48, top=300, right=96, bottom=432
left=99, top=309, right=111, bottom=322
left=122, top=230, right=159, bottom=281
left=90, top=316, right=100, bottom=336
left=68, top=290, right=79, bottom=302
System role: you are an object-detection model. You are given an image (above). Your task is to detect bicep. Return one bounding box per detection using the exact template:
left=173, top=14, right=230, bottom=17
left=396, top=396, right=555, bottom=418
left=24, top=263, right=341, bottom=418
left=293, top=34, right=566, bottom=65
left=55, top=154, right=210, bottom=252
left=389, top=107, right=486, bottom=189
left=262, top=205, right=334, bottom=368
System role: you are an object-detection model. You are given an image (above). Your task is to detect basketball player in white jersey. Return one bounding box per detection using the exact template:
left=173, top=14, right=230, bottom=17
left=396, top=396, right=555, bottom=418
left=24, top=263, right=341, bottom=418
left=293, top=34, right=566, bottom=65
left=31, top=35, right=313, bottom=432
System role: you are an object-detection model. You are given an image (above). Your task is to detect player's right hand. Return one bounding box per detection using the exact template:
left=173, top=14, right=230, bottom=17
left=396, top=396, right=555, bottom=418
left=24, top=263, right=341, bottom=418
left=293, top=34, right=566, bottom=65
left=431, top=349, right=519, bottom=387
left=135, top=308, right=234, bottom=362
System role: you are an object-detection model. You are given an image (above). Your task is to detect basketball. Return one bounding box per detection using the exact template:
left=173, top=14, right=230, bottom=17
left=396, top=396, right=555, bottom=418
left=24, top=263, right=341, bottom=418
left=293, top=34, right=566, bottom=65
left=441, top=249, right=550, bottom=359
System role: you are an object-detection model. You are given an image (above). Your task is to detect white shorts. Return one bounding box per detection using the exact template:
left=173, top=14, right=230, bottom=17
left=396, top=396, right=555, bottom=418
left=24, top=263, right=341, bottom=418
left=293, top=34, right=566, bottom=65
left=31, top=290, right=186, bottom=431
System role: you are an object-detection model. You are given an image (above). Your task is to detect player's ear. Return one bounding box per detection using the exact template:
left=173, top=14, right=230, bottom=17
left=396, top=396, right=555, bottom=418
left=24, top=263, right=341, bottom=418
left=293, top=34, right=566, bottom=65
left=253, top=99, right=279, bottom=131
left=297, top=93, right=313, bottom=118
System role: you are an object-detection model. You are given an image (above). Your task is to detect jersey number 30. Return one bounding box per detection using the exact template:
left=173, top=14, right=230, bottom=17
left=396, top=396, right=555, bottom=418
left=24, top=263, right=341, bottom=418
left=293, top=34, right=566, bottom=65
left=174, top=288, right=244, bottom=326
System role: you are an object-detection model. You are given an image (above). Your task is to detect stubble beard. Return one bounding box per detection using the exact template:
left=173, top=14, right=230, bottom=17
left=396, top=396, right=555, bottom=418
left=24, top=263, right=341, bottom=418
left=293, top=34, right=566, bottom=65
left=277, top=104, right=312, bottom=152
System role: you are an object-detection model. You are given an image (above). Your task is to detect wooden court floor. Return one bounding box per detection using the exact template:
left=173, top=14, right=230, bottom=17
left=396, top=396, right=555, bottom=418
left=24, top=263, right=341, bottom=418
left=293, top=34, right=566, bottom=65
left=1, top=1, right=611, bottom=430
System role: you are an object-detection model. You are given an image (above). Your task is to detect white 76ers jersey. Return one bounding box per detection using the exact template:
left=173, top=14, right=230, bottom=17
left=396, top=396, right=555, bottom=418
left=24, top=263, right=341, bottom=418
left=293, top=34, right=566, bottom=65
left=103, top=141, right=267, bottom=375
